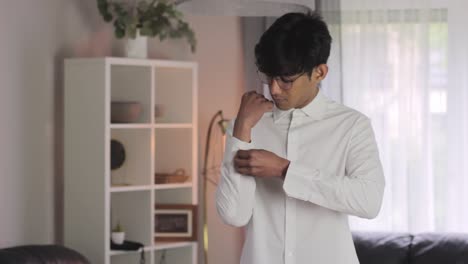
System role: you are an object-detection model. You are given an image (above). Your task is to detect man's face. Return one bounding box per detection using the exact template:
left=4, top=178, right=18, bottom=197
left=269, top=64, right=327, bottom=110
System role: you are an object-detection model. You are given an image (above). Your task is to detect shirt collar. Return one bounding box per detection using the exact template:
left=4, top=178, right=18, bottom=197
left=272, top=88, right=327, bottom=123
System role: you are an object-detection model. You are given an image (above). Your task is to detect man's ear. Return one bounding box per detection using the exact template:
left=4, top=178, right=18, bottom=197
left=314, top=64, right=329, bottom=81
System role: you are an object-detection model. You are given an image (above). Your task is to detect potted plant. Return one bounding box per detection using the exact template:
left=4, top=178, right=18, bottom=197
left=111, top=222, right=125, bottom=244
left=97, top=0, right=196, bottom=57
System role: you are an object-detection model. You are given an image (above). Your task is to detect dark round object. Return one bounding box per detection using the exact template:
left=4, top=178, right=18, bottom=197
left=111, top=139, right=126, bottom=170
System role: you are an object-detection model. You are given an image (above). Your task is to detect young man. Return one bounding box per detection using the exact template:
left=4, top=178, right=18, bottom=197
left=216, top=12, right=385, bottom=264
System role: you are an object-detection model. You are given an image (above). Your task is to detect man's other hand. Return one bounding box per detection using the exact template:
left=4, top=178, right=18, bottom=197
left=233, top=91, right=273, bottom=142
left=234, top=149, right=290, bottom=179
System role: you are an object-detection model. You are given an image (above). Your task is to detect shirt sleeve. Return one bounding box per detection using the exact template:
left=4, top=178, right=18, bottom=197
left=282, top=116, right=386, bottom=219
left=215, top=120, right=256, bottom=227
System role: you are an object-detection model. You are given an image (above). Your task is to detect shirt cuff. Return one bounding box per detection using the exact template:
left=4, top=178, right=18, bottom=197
left=223, top=132, right=254, bottom=164
left=227, top=134, right=252, bottom=149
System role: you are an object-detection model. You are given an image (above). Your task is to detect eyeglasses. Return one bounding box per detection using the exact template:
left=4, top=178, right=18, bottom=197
left=257, top=70, right=307, bottom=90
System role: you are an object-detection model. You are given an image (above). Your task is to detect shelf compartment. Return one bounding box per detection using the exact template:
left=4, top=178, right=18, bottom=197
left=154, top=183, right=192, bottom=190
left=110, top=185, right=153, bottom=193
left=109, top=240, right=195, bottom=256
left=110, top=123, right=192, bottom=129
left=154, top=189, right=192, bottom=204
left=154, top=245, right=193, bottom=264
left=154, top=123, right=193, bottom=129
left=154, top=128, right=192, bottom=186
left=110, top=65, right=152, bottom=124
left=110, top=246, right=152, bottom=256
left=110, top=191, right=152, bottom=247
left=110, top=124, right=153, bottom=129
left=110, top=251, right=150, bottom=264
left=154, top=241, right=195, bottom=251
left=110, top=128, right=152, bottom=187
left=154, top=66, right=193, bottom=124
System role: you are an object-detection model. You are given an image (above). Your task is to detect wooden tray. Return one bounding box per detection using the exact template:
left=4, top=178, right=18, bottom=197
left=155, top=169, right=190, bottom=184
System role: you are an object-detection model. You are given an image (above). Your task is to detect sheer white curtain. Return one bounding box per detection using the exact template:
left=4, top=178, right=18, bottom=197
left=327, top=0, right=468, bottom=233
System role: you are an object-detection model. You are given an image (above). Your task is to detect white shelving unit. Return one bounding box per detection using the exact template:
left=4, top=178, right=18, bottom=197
left=64, top=57, right=198, bottom=264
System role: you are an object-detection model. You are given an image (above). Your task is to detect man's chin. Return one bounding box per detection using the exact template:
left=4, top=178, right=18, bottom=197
left=274, top=101, right=291, bottom=110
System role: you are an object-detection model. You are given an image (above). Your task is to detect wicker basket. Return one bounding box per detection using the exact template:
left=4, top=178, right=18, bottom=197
left=155, top=168, right=190, bottom=184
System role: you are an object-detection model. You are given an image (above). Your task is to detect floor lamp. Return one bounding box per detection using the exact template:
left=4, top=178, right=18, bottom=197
left=202, top=110, right=229, bottom=264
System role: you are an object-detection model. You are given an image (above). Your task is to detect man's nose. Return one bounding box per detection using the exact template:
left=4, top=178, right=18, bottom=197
left=269, top=79, right=282, bottom=96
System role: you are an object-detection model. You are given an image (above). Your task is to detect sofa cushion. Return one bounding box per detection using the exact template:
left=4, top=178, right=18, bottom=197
left=0, top=245, right=89, bottom=264
left=352, top=231, right=412, bottom=264
left=410, top=233, right=468, bottom=264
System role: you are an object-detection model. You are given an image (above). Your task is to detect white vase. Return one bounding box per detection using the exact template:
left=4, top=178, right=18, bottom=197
left=111, top=232, right=125, bottom=244
left=125, top=30, right=148, bottom=58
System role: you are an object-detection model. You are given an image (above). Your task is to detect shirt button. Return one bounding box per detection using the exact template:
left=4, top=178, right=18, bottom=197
left=287, top=251, right=293, bottom=257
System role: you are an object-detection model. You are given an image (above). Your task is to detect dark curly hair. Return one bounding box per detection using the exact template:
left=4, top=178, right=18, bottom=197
left=254, top=12, right=332, bottom=78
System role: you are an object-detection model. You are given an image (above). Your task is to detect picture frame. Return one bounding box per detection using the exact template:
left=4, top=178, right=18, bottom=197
left=154, top=204, right=198, bottom=242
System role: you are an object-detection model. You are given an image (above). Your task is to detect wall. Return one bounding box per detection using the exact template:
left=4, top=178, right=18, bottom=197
left=0, top=0, right=99, bottom=247
left=0, top=1, right=244, bottom=263
left=183, top=16, right=245, bottom=264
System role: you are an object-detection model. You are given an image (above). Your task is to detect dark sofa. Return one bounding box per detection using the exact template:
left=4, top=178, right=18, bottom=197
left=0, top=245, right=89, bottom=264
left=353, top=232, right=468, bottom=264
left=2, top=233, right=468, bottom=264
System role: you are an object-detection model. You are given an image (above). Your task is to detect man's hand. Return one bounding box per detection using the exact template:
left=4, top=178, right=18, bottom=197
left=234, top=149, right=290, bottom=179
left=233, top=91, right=274, bottom=142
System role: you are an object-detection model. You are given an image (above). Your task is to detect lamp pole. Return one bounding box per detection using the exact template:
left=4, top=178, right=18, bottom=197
left=202, top=110, right=228, bottom=264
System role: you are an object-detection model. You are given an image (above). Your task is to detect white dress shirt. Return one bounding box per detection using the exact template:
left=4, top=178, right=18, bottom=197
left=216, top=88, right=386, bottom=264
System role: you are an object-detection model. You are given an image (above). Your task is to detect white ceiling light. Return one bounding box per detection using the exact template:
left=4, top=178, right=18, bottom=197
left=175, top=0, right=314, bottom=16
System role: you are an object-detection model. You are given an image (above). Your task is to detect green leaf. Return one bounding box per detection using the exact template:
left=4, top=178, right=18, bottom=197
left=97, top=1, right=113, bottom=21
left=97, top=0, right=197, bottom=52
left=139, top=29, right=150, bottom=36
left=103, top=13, right=113, bottom=22
left=113, top=222, right=123, bottom=232
left=115, top=27, right=125, bottom=39
left=127, top=25, right=137, bottom=39
left=137, top=1, right=148, bottom=11
left=174, top=9, right=183, bottom=17
left=169, top=31, right=179, bottom=38
left=113, top=3, right=129, bottom=17
left=148, top=0, right=158, bottom=8
left=123, top=14, right=133, bottom=25
left=140, top=22, right=152, bottom=36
